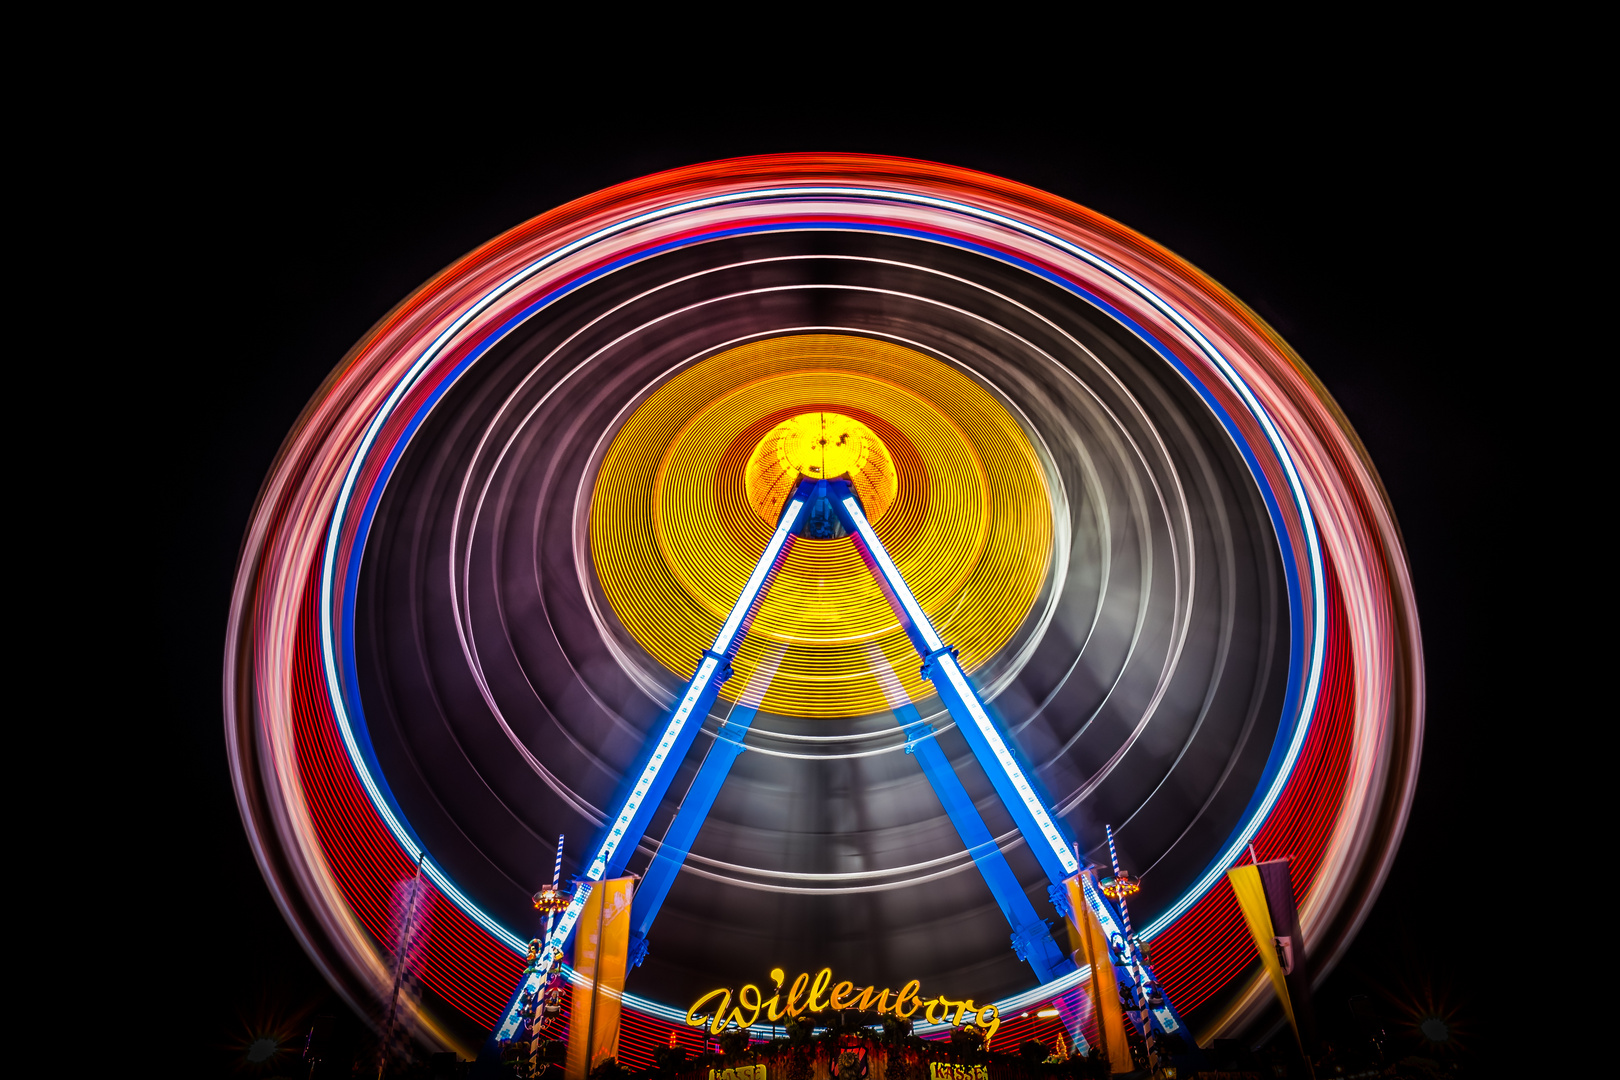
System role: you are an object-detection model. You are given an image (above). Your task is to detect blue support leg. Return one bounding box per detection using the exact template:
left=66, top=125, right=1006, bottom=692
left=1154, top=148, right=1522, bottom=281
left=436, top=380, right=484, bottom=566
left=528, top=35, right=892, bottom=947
left=493, top=496, right=809, bottom=1042
left=627, top=702, right=758, bottom=965
left=602, top=652, right=732, bottom=882
left=832, top=482, right=1080, bottom=888
left=921, top=652, right=1077, bottom=887
left=897, top=703, right=1071, bottom=981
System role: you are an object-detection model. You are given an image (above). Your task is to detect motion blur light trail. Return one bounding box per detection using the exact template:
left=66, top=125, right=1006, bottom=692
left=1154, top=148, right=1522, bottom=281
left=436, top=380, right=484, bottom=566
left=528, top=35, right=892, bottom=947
left=592, top=333, right=1052, bottom=719
left=225, top=155, right=1422, bottom=1058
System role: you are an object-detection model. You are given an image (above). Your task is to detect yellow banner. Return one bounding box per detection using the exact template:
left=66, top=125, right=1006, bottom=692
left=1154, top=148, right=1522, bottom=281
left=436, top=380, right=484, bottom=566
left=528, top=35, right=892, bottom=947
left=1226, top=865, right=1296, bottom=1043
left=709, top=1067, right=767, bottom=1080
left=1064, top=875, right=1132, bottom=1074
left=567, top=877, right=634, bottom=1080
left=929, top=1064, right=987, bottom=1080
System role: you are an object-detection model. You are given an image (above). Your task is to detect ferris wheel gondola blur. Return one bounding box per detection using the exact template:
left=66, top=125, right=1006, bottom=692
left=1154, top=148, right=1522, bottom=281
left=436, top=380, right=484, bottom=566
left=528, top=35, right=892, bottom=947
left=225, top=154, right=1422, bottom=1060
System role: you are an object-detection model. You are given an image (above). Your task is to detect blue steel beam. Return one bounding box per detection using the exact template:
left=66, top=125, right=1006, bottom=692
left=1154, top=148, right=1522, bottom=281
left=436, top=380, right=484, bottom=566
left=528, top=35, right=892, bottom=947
left=626, top=651, right=784, bottom=965
left=865, top=643, right=1070, bottom=980
left=620, top=482, right=1071, bottom=981
left=1073, top=869, right=1190, bottom=1041
left=493, top=493, right=808, bottom=1041
left=832, top=483, right=1080, bottom=887
left=499, top=476, right=1077, bottom=1041
left=627, top=707, right=751, bottom=959
left=897, top=703, right=1071, bottom=981
left=601, top=501, right=807, bottom=884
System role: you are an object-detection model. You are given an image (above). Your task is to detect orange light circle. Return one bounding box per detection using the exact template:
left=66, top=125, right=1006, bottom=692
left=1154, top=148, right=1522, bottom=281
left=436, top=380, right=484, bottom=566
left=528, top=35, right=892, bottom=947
left=590, top=333, right=1053, bottom=718
left=744, top=411, right=899, bottom=525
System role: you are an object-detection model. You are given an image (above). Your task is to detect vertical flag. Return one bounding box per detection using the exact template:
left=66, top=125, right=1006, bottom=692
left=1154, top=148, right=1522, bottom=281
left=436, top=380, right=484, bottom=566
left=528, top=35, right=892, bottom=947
left=1065, top=875, right=1133, bottom=1073
left=1226, top=859, right=1314, bottom=1053
left=566, top=877, right=635, bottom=1080
left=1257, top=859, right=1315, bottom=1051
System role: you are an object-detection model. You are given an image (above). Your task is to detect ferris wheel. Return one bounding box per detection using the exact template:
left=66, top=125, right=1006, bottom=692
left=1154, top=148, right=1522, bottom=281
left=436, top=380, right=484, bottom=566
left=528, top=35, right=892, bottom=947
left=225, top=155, right=1422, bottom=1063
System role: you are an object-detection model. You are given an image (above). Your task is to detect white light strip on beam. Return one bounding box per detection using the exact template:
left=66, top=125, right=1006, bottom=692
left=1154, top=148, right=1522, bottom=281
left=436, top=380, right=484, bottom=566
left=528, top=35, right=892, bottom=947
left=713, top=499, right=804, bottom=654
left=939, top=653, right=1079, bottom=875
left=500, top=500, right=808, bottom=1036
left=841, top=498, right=943, bottom=651
left=588, top=655, right=719, bottom=880
left=843, top=496, right=1075, bottom=877
left=590, top=505, right=795, bottom=875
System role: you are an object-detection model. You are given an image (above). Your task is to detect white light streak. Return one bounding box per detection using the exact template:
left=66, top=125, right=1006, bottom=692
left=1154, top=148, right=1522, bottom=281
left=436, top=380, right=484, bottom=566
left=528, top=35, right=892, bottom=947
left=841, top=498, right=942, bottom=651
left=312, top=179, right=1331, bottom=1032
left=714, top=500, right=803, bottom=653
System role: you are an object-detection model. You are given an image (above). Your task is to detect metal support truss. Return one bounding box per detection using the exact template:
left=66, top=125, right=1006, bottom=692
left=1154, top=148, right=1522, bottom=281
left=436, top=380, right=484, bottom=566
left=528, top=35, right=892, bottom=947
left=496, top=477, right=1081, bottom=1039
left=626, top=701, right=752, bottom=968
left=626, top=650, right=783, bottom=966
left=830, top=481, right=1080, bottom=887
left=1068, top=868, right=1190, bottom=1042
left=494, top=492, right=809, bottom=1040
left=896, top=701, right=1071, bottom=981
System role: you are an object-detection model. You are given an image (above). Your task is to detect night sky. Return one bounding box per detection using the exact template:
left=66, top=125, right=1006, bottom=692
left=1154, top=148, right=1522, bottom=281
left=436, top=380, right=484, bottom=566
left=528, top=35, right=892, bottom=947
left=128, top=89, right=1511, bottom=1075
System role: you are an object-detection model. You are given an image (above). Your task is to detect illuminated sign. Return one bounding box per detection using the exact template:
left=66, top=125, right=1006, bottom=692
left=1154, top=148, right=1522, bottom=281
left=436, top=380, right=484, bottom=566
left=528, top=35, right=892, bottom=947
left=929, top=1066, right=988, bottom=1080
left=687, top=968, right=1001, bottom=1042
left=709, top=1068, right=767, bottom=1080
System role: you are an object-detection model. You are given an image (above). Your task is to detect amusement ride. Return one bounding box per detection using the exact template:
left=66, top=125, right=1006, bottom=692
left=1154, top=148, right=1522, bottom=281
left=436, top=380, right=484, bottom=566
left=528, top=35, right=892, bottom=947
left=225, top=155, right=1423, bottom=1074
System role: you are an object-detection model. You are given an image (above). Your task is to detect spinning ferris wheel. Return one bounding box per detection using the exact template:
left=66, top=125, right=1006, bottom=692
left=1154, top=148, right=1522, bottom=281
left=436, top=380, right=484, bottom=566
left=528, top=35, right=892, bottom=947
left=225, top=155, right=1422, bottom=1065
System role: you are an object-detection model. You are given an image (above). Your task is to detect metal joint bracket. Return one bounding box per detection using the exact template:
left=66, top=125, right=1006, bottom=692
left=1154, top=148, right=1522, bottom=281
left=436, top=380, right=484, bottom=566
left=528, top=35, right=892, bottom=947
left=902, top=722, right=935, bottom=755
left=715, top=722, right=748, bottom=758
left=1010, top=919, right=1052, bottom=963
left=1047, top=882, right=1071, bottom=920
left=627, top=933, right=649, bottom=969
left=918, top=645, right=958, bottom=681
left=702, top=649, right=736, bottom=683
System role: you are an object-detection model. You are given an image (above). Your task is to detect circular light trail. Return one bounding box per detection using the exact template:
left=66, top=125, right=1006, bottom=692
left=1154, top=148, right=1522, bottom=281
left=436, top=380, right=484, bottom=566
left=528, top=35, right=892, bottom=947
left=226, top=155, right=1423, bottom=1060
left=593, top=333, right=1052, bottom=718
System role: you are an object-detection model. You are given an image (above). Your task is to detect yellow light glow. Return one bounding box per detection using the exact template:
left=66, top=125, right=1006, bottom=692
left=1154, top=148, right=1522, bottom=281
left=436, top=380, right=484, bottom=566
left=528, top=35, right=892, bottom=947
left=686, top=966, right=998, bottom=1042
left=590, top=334, right=1053, bottom=719
left=744, top=412, right=898, bottom=524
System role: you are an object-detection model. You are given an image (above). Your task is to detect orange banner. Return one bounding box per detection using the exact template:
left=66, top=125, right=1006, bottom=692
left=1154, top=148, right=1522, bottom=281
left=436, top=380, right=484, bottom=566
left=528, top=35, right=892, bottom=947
left=566, top=877, right=634, bottom=1080
left=1064, top=875, right=1133, bottom=1074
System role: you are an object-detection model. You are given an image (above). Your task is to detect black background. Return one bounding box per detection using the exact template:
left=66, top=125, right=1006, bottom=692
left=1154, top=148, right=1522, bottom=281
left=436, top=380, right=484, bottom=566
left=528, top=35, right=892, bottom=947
left=109, top=74, right=1517, bottom=1075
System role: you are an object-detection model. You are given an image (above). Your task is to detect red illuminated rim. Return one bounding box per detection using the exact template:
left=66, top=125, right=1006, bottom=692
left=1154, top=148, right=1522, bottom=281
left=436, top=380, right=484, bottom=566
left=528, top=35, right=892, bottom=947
left=225, top=155, right=1422, bottom=1057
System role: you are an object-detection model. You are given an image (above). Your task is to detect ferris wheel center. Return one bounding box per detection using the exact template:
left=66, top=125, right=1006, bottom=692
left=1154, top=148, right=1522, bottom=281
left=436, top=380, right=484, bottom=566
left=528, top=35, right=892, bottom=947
left=499, top=476, right=1185, bottom=1048
left=744, top=412, right=899, bottom=525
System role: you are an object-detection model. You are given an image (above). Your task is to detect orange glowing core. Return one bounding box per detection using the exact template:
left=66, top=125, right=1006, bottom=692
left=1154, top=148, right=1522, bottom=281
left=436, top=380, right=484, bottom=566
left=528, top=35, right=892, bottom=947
left=744, top=411, right=898, bottom=525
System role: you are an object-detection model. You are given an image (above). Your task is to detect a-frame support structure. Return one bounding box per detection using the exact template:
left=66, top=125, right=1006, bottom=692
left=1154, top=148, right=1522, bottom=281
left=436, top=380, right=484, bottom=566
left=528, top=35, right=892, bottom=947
left=498, top=478, right=1080, bottom=1040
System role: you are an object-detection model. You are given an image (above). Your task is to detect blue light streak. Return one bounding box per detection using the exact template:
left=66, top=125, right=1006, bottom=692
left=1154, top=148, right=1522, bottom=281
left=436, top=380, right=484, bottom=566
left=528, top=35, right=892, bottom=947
left=843, top=495, right=1077, bottom=877
left=315, top=182, right=1327, bottom=1032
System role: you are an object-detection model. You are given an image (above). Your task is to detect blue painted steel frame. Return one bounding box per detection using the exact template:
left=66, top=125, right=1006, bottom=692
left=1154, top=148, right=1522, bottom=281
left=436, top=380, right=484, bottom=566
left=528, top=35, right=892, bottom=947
left=596, top=491, right=808, bottom=886
left=896, top=703, right=1070, bottom=981
left=492, top=493, right=808, bottom=1042
left=830, top=482, right=1080, bottom=887
left=496, top=477, right=1091, bottom=1041
left=627, top=701, right=758, bottom=963
left=1072, top=869, right=1190, bottom=1040
left=626, top=478, right=1074, bottom=981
